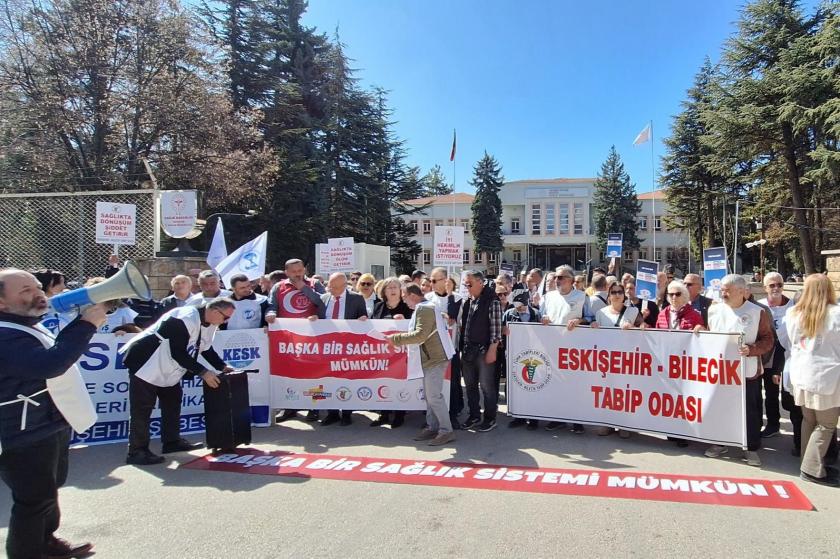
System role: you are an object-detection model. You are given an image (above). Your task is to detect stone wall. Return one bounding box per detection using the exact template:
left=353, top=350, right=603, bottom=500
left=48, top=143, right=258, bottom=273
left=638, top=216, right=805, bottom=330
left=133, top=257, right=210, bottom=299
left=824, top=250, right=840, bottom=292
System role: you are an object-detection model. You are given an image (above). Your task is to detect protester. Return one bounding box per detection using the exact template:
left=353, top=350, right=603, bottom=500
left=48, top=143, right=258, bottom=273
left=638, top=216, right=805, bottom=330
left=456, top=270, right=502, bottom=432
left=188, top=270, right=232, bottom=305
left=120, top=298, right=234, bottom=465
left=369, top=277, right=413, bottom=428
left=0, top=268, right=106, bottom=559
left=310, top=274, right=326, bottom=294
left=32, top=269, right=74, bottom=334
left=104, top=254, right=120, bottom=278
left=411, top=270, right=425, bottom=286
left=656, top=271, right=670, bottom=309
left=386, top=284, right=456, bottom=446
left=399, top=274, right=412, bottom=285
left=525, top=268, right=543, bottom=309
left=705, top=274, right=774, bottom=466
left=620, top=272, right=634, bottom=287
left=82, top=276, right=141, bottom=335
left=624, top=278, right=659, bottom=327
left=420, top=277, right=433, bottom=295
left=318, top=272, right=368, bottom=426
left=349, top=271, right=362, bottom=291
left=356, top=273, right=378, bottom=316
left=445, top=276, right=459, bottom=296
left=540, top=264, right=592, bottom=433
left=504, top=288, right=542, bottom=430
left=684, top=273, right=712, bottom=327
left=425, top=267, right=464, bottom=429
left=226, top=273, right=269, bottom=330
left=574, top=274, right=585, bottom=292
left=266, top=259, right=325, bottom=325
left=494, top=283, right=514, bottom=402
left=757, top=272, right=794, bottom=439
left=785, top=274, right=840, bottom=487
left=160, top=275, right=193, bottom=313
left=588, top=274, right=609, bottom=315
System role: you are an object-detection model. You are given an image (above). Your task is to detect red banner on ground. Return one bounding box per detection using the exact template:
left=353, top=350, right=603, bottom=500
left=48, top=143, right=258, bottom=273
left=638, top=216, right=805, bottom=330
left=181, top=450, right=813, bottom=511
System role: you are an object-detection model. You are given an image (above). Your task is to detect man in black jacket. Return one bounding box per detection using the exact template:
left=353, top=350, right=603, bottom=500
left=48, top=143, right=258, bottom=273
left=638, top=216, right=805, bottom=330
left=0, top=269, right=107, bottom=559
left=121, top=299, right=234, bottom=465
left=684, top=273, right=712, bottom=326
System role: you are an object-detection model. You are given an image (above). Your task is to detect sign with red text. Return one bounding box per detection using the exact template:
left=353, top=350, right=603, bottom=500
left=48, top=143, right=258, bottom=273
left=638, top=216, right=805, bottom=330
left=326, top=237, right=355, bottom=272
left=182, top=450, right=812, bottom=511
left=507, top=324, right=745, bottom=446
left=95, top=201, right=136, bottom=245
left=433, top=226, right=464, bottom=266
left=269, top=319, right=449, bottom=410
left=159, top=190, right=198, bottom=238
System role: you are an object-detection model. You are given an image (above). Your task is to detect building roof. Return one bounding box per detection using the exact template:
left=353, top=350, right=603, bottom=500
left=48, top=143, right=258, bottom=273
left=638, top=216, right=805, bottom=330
left=404, top=192, right=475, bottom=205
left=637, top=190, right=666, bottom=200
left=505, top=178, right=596, bottom=185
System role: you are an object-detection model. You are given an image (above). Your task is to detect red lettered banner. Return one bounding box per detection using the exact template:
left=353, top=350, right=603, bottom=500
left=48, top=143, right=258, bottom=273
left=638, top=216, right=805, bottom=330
left=182, top=450, right=813, bottom=511
left=269, top=319, right=449, bottom=410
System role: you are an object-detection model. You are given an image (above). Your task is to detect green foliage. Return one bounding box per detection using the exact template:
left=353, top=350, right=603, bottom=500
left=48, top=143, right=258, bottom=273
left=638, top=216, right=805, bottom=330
left=593, top=146, right=643, bottom=253
left=470, top=152, right=504, bottom=256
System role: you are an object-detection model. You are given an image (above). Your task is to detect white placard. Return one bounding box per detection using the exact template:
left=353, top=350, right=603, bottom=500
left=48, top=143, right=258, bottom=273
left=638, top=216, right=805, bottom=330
left=433, top=226, right=465, bottom=266
left=160, top=190, right=198, bottom=238
left=327, top=237, right=355, bottom=272
left=95, top=201, right=136, bottom=245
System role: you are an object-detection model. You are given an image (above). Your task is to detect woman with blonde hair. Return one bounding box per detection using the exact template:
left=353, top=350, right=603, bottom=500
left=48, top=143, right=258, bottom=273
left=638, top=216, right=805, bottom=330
left=785, top=273, right=840, bottom=487
left=355, top=273, right=378, bottom=317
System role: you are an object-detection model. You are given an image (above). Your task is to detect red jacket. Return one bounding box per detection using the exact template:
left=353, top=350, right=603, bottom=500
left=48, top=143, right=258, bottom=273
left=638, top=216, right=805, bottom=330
left=654, top=304, right=704, bottom=330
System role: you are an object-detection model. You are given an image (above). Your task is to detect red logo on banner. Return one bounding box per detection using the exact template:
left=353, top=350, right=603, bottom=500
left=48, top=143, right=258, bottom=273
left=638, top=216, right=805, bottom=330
left=181, top=451, right=813, bottom=511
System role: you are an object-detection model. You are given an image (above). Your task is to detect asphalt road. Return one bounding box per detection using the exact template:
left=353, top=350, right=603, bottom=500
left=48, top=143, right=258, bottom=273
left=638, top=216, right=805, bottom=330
left=1, top=409, right=838, bottom=559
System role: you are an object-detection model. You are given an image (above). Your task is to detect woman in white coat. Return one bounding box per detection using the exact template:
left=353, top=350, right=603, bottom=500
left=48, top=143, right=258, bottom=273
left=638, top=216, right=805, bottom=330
left=786, top=274, right=840, bottom=487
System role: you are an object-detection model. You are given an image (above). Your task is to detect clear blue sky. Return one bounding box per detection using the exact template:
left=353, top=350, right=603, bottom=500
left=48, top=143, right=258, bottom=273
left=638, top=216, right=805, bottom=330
left=300, top=0, right=803, bottom=194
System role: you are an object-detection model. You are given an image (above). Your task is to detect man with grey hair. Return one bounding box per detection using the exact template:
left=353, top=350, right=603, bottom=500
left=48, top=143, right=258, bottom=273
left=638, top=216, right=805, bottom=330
left=456, top=270, right=502, bottom=432
left=683, top=273, right=712, bottom=326
left=705, top=274, right=775, bottom=466
left=757, top=271, right=795, bottom=440
left=188, top=269, right=232, bottom=306
left=120, top=297, right=235, bottom=465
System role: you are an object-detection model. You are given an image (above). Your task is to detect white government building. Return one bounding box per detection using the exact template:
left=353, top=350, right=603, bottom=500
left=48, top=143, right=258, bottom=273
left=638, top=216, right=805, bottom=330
left=401, top=178, right=698, bottom=276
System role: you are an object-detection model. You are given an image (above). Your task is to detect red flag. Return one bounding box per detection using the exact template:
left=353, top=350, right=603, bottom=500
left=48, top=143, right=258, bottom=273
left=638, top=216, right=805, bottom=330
left=449, top=129, right=456, bottom=162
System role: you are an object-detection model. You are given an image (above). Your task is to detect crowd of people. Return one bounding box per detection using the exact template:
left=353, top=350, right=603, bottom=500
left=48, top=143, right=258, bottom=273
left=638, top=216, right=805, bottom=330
left=1, top=255, right=840, bottom=557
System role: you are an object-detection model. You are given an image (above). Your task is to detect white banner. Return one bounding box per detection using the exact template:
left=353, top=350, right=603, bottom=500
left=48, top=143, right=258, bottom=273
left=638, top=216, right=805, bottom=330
left=433, top=226, right=464, bottom=266
left=71, top=329, right=272, bottom=446
left=507, top=324, right=745, bottom=446
left=269, top=319, right=449, bottom=411
left=159, top=190, right=198, bottom=238
left=326, top=237, right=355, bottom=272
left=95, top=201, right=136, bottom=245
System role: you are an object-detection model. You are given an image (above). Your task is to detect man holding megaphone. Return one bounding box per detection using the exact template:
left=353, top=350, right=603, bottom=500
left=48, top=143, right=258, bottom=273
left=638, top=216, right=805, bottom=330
left=119, top=298, right=236, bottom=465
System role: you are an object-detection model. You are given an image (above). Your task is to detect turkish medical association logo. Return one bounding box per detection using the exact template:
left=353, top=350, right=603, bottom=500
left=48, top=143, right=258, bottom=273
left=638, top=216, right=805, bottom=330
left=336, top=387, right=352, bottom=402
left=512, top=349, right=552, bottom=392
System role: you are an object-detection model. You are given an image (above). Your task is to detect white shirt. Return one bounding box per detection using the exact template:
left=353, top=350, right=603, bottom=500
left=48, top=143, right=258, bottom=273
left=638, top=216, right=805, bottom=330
left=363, top=293, right=377, bottom=317
left=425, top=290, right=460, bottom=317
left=100, top=306, right=138, bottom=333
left=595, top=305, right=639, bottom=328
left=187, top=289, right=232, bottom=306
left=589, top=291, right=609, bottom=316
left=325, top=292, right=346, bottom=319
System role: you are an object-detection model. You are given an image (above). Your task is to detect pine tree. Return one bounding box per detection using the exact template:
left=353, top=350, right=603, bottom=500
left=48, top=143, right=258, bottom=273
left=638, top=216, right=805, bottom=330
left=470, top=152, right=504, bottom=259
left=592, top=146, right=643, bottom=254
left=422, top=165, right=453, bottom=196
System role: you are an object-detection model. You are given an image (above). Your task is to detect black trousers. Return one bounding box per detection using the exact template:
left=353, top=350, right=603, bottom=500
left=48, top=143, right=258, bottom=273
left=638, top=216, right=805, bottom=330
left=746, top=377, right=762, bottom=451
left=0, top=428, right=70, bottom=559
left=449, top=353, right=464, bottom=420
left=762, top=353, right=784, bottom=428
left=128, top=374, right=183, bottom=454
left=781, top=387, right=803, bottom=450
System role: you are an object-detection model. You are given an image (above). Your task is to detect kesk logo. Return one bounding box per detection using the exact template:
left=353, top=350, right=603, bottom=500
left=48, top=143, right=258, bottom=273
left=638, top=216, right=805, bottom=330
left=220, top=332, right=261, bottom=368
left=512, top=349, right=552, bottom=392
left=357, top=387, right=373, bottom=401
left=336, top=387, right=352, bottom=402
left=239, top=251, right=259, bottom=272
left=304, top=385, right=332, bottom=401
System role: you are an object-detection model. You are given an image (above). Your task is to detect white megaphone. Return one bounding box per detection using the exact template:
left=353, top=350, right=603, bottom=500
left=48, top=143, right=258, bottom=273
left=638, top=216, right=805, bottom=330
left=49, top=261, right=153, bottom=313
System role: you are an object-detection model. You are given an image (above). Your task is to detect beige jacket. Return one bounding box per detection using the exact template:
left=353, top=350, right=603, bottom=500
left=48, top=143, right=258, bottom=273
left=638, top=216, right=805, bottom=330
left=390, top=305, right=449, bottom=368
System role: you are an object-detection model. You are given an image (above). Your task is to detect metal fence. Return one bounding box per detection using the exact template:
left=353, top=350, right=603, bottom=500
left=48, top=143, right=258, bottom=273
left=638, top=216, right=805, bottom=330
left=0, top=189, right=159, bottom=283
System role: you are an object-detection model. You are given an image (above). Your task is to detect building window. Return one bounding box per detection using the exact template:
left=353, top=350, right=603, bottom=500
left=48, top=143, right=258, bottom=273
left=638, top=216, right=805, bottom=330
left=409, top=220, right=418, bottom=233
left=654, top=215, right=662, bottom=232
left=422, top=221, right=431, bottom=235
left=639, top=248, right=649, bottom=261
left=531, top=203, right=541, bottom=235
left=435, top=219, right=444, bottom=227
left=488, top=252, right=498, bottom=264
left=461, top=219, right=470, bottom=234
left=463, top=250, right=470, bottom=264
left=679, top=247, right=689, bottom=261
left=512, top=249, right=521, bottom=263
left=511, top=218, right=520, bottom=234
left=623, top=251, right=633, bottom=264
left=545, top=204, right=555, bottom=235
left=559, top=204, right=569, bottom=234
left=423, top=250, right=431, bottom=265
left=638, top=216, right=647, bottom=231
left=573, top=203, right=583, bottom=235
left=666, top=247, right=675, bottom=263
left=654, top=247, right=662, bottom=262
left=474, top=251, right=483, bottom=264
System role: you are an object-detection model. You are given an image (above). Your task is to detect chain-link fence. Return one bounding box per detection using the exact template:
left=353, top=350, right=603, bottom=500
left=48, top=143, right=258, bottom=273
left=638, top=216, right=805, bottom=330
left=0, top=189, right=158, bottom=283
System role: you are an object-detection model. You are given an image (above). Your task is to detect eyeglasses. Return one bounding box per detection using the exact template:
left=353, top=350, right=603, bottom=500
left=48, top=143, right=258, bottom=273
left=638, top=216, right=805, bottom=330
left=359, top=282, right=373, bottom=287
left=667, top=292, right=683, bottom=298
left=464, top=283, right=473, bottom=288
left=767, top=283, right=783, bottom=288
left=219, top=310, right=233, bottom=321
left=609, top=291, right=624, bottom=295
left=684, top=282, right=695, bottom=287
left=557, top=276, right=573, bottom=282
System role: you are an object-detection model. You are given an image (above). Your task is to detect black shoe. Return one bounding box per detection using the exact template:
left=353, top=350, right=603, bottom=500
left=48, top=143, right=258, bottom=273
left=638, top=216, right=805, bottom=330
left=477, top=419, right=497, bottom=432
left=126, top=450, right=165, bottom=465
left=305, top=410, right=320, bottom=422
left=450, top=418, right=462, bottom=431
left=791, top=446, right=801, bottom=457
left=508, top=418, right=527, bottom=428
left=760, top=425, right=780, bottom=438
left=826, top=465, right=839, bottom=479
left=462, top=417, right=481, bottom=430
left=571, top=423, right=585, bottom=434
left=370, top=418, right=388, bottom=427
left=322, top=412, right=340, bottom=426
left=800, top=471, right=840, bottom=487
left=526, top=420, right=539, bottom=431
left=45, top=535, right=93, bottom=559
left=275, top=410, right=298, bottom=423
left=340, top=414, right=353, bottom=426
left=390, top=414, right=405, bottom=428
left=211, top=447, right=237, bottom=456
left=545, top=421, right=565, bottom=431
left=161, top=438, right=203, bottom=454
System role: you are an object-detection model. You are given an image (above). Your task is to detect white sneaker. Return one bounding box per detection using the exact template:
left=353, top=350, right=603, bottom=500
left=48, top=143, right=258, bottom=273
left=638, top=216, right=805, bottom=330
left=704, top=445, right=728, bottom=458
left=743, top=450, right=761, bottom=467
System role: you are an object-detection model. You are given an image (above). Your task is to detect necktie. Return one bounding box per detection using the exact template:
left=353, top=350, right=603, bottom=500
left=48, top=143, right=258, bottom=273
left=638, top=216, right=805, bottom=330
left=332, top=296, right=340, bottom=319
